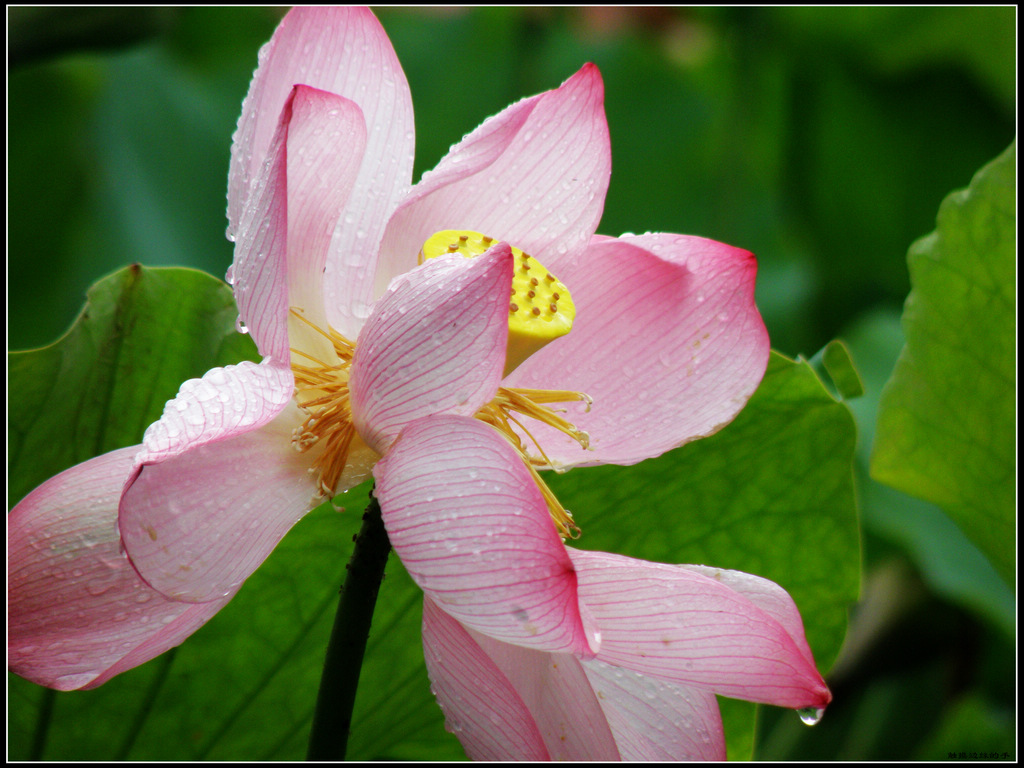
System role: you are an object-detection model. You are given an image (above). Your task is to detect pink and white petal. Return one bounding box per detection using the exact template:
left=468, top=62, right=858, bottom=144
left=8, top=447, right=234, bottom=691
left=231, top=85, right=367, bottom=363
left=374, top=64, right=610, bottom=298
left=568, top=549, right=832, bottom=709
left=422, top=597, right=550, bottom=760
left=581, top=659, right=726, bottom=760
left=229, top=9, right=414, bottom=340
left=230, top=87, right=290, bottom=362
left=375, top=415, right=597, bottom=656
left=465, top=625, right=621, bottom=760
left=678, top=564, right=818, bottom=674
left=120, top=403, right=319, bottom=603
left=349, top=246, right=510, bottom=455
left=505, top=233, right=770, bottom=468
left=284, top=86, right=367, bottom=355
left=133, top=360, right=293, bottom=468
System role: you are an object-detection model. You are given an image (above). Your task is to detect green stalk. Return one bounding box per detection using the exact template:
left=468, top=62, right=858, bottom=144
left=306, top=492, right=391, bottom=761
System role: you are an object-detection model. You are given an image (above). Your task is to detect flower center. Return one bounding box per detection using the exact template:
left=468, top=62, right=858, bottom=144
left=419, top=230, right=575, bottom=377
left=290, top=232, right=593, bottom=533
left=421, top=230, right=592, bottom=538
left=289, top=308, right=358, bottom=498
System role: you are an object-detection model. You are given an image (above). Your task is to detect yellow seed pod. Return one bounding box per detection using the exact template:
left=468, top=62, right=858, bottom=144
left=420, top=230, right=575, bottom=376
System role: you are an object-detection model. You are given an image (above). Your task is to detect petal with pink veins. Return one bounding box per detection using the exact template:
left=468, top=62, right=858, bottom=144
left=465, top=625, right=620, bottom=760
left=8, top=447, right=235, bottom=691
left=375, top=63, right=610, bottom=297
left=581, top=659, right=725, bottom=760
left=422, top=597, right=549, bottom=761
left=228, top=8, right=414, bottom=339
left=350, top=246, right=511, bottom=455
left=568, top=548, right=831, bottom=709
left=423, top=597, right=619, bottom=761
left=678, top=564, right=820, bottom=675
left=284, top=86, right=367, bottom=349
left=232, top=86, right=367, bottom=363
left=375, top=415, right=597, bottom=656
left=120, top=403, right=320, bottom=602
left=230, top=85, right=289, bottom=362
left=132, top=360, right=294, bottom=467
left=505, top=233, right=770, bottom=467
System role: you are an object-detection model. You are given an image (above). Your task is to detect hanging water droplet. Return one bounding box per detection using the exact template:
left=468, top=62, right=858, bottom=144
left=235, top=317, right=249, bottom=334
left=797, top=706, right=825, bottom=726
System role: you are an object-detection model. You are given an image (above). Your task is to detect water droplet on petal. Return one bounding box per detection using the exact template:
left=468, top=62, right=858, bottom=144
left=235, top=317, right=249, bottom=334
left=55, top=672, right=98, bottom=689
left=797, top=706, right=825, bottom=726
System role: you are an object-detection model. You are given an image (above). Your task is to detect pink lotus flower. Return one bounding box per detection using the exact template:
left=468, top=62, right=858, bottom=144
left=382, top=415, right=831, bottom=760
left=9, top=6, right=829, bottom=758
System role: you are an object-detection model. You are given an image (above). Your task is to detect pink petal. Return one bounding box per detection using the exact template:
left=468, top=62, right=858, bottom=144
left=120, top=404, right=320, bottom=602
left=228, top=7, right=415, bottom=340
left=132, top=361, right=294, bottom=467
left=374, top=415, right=597, bottom=656
left=505, top=233, right=770, bottom=467
left=423, top=598, right=619, bottom=761
left=230, top=85, right=290, bottom=362
left=581, top=659, right=726, bottom=760
left=678, top=564, right=820, bottom=677
left=375, top=63, right=610, bottom=299
left=284, top=86, right=367, bottom=347
left=568, top=548, right=832, bottom=709
left=422, top=597, right=549, bottom=760
left=8, top=447, right=234, bottom=691
left=349, top=246, right=510, bottom=455
left=231, top=86, right=367, bottom=362
left=466, top=625, right=620, bottom=760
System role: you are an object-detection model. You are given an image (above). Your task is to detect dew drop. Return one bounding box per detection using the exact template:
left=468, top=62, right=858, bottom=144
left=797, top=706, right=825, bottom=726
left=235, top=317, right=249, bottom=334
left=55, top=672, right=98, bottom=689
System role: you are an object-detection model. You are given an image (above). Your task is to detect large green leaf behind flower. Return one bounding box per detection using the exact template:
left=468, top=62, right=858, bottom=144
left=871, top=143, right=1016, bottom=589
left=7, top=265, right=258, bottom=508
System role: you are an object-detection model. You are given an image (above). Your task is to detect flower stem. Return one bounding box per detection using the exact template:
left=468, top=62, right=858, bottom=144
left=306, top=491, right=391, bottom=761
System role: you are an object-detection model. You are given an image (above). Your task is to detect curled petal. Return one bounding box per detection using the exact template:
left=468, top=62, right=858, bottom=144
left=569, top=548, right=831, bottom=709
left=581, top=659, right=725, bottom=760
left=133, top=360, right=293, bottom=467
left=232, top=86, right=367, bottom=363
left=120, top=404, right=319, bottom=603
left=506, top=233, right=770, bottom=467
left=284, top=86, right=367, bottom=355
left=231, top=86, right=289, bottom=362
left=229, top=9, right=414, bottom=342
left=678, top=564, right=820, bottom=676
left=8, top=447, right=234, bottom=691
left=375, top=415, right=597, bottom=656
left=376, top=63, right=610, bottom=297
left=350, top=246, right=510, bottom=455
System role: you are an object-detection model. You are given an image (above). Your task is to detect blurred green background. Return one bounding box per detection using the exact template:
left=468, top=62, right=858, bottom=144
left=8, top=6, right=1015, bottom=761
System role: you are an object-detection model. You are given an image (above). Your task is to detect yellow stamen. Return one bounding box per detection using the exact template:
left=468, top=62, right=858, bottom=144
left=288, top=308, right=358, bottom=497
left=476, top=386, right=591, bottom=538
